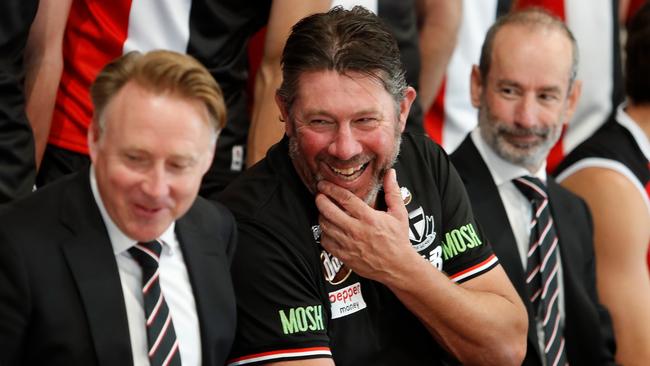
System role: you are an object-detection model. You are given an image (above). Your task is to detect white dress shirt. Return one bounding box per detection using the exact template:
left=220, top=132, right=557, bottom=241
left=90, top=168, right=201, bottom=366
left=471, top=129, right=565, bottom=364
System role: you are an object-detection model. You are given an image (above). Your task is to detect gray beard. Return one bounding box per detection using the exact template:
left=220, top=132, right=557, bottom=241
left=288, top=133, right=402, bottom=206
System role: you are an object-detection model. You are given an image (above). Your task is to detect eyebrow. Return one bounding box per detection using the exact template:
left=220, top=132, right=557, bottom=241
left=301, top=108, right=383, bottom=119
left=496, top=79, right=562, bottom=94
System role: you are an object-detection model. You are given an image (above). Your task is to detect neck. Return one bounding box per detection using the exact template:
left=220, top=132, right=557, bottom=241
left=626, top=103, right=650, bottom=140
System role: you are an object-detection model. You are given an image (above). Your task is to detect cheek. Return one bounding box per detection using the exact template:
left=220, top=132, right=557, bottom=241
left=485, top=99, right=513, bottom=122
left=297, top=131, right=331, bottom=161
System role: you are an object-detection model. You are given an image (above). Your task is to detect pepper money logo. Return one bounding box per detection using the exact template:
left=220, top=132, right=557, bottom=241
left=312, top=225, right=353, bottom=285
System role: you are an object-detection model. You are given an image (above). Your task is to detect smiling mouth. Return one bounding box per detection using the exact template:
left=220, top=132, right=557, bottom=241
left=328, top=162, right=369, bottom=180
left=135, top=204, right=163, bottom=215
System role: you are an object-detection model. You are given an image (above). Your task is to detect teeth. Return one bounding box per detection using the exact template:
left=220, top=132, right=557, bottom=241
left=331, top=164, right=364, bottom=176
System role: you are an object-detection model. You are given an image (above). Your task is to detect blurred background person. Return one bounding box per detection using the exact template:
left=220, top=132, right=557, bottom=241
left=451, top=8, right=617, bottom=365
left=0, top=0, right=38, bottom=203
left=246, top=0, right=462, bottom=166
left=0, top=50, right=238, bottom=366
left=26, top=0, right=328, bottom=198
left=426, top=0, right=623, bottom=175
left=555, top=2, right=650, bottom=364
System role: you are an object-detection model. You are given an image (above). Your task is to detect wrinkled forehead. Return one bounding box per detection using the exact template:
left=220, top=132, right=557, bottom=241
left=294, top=70, right=399, bottom=112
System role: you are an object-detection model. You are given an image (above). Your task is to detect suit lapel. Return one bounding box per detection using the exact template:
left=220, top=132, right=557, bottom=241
left=176, top=205, right=234, bottom=366
left=546, top=180, right=584, bottom=302
left=452, top=138, right=528, bottom=292
left=452, top=137, right=543, bottom=363
left=546, top=180, right=586, bottom=317
left=59, top=172, right=133, bottom=366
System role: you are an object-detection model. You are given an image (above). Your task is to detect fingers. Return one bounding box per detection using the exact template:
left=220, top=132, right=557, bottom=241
left=316, top=180, right=369, bottom=219
left=383, top=169, right=407, bottom=219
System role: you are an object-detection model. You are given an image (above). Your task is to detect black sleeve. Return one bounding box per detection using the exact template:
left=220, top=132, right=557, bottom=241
left=227, top=221, right=332, bottom=365
left=0, top=0, right=38, bottom=203
left=429, top=140, right=498, bottom=283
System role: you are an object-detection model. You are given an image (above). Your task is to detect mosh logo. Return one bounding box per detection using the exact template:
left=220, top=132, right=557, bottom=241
left=441, top=223, right=483, bottom=260
left=278, top=305, right=325, bottom=335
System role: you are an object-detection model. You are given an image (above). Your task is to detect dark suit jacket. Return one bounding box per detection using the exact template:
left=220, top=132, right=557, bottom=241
left=0, top=170, right=237, bottom=365
left=451, top=136, right=616, bottom=366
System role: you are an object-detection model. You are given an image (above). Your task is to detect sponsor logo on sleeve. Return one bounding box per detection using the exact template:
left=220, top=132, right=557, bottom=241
left=400, top=186, right=412, bottom=205
left=278, top=305, right=325, bottom=335
left=328, top=282, right=367, bottom=319
left=441, top=223, right=483, bottom=261
left=313, top=224, right=353, bottom=285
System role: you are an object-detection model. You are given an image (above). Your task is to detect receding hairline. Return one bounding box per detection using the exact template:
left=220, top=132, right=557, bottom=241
left=479, top=8, right=579, bottom=88
left=94, top=79, right=217, bottom=141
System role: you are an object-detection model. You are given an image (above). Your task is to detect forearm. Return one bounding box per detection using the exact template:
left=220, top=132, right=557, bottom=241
left=246, top=0, right=330, bottom=166
left=417, top=0, right=461, bottom=111
left=23, top=0, right=72, bottom=168
left=246, top=60, right=285, bottom=166
left=385, top=254, right=527, bottom=365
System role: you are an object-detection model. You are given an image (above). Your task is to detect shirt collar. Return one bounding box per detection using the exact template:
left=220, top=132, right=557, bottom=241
left=471, top=128, right=547, bottom=185
left=89, top=166, right=177, bottom=255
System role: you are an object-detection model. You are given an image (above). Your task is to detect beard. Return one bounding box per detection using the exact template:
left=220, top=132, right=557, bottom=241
left=288, top=125, right=402, bottom=206
left=478, top=104, right=563, bottom=172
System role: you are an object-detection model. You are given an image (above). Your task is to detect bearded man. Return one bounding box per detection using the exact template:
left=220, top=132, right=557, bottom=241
left=218, top=6, right=527, bottom=366
left=451, top=8, right=616, bottom=366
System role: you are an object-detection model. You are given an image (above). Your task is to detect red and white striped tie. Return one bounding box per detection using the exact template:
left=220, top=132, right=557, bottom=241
left=129, top=241, right=182, bottom=366
left=513, top=176, right=567, bottom=366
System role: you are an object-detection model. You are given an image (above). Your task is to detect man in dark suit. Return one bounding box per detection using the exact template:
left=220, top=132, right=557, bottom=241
left=0, top=50, right=237, bottom=365
left=450, top=8, right=617, bottom=366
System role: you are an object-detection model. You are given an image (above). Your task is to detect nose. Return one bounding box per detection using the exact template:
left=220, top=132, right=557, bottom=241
left=328, top=123, right=363, bottom=160
left=142, top=165, right=170, bottom=199
left=514, top=94, right=537, bottom=128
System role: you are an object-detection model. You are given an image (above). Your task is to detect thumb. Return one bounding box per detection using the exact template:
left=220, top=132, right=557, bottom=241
left=384, top=169, right=406, bottom=218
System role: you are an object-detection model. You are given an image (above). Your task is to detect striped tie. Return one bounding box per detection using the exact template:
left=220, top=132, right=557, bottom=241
left=513, top=177, right=567, bottom=366
left=129, top=241, right=182, bottom=366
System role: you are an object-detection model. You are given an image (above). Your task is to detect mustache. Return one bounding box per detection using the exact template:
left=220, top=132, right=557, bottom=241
left=318, top=153, right=373, bottom=167
left=497, top=124, right=549, bottom=138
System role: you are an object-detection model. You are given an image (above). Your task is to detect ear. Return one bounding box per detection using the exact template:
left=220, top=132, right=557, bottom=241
left=87, top=120, right=101, bottom=164
left=398, top=86, right=417, bottom=133
left=275, top=93, right=293, bottom=136
left=470, top=65, right=484, bottom=108
left=563, top=80, right=582, bottom=126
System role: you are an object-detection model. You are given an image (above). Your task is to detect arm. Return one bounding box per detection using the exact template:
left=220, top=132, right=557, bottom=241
left=246, top=0, right=330, bottom=166
left=315, top=169, right=528, bottom=366
left=267, top=359, right=334, bottom=366
left=23, top=0, right=73, bottom=169
left=561, top=167, right=650, bottom=366
left=416, top=0, right=461, bottom=112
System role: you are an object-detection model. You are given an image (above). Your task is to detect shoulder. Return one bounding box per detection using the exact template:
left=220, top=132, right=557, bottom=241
left=0, top=172, right=83, bottom=228
left=397, top=132, right=451, bottom=178
left=189, top=196, right=234, bottom=223
left=548, top=178, right=588, bottom=211
left=547, top=178, right=593, bottom=232
left=555, top=119, right=638, bottom=179
left=217, top=158, right=283, bottom=221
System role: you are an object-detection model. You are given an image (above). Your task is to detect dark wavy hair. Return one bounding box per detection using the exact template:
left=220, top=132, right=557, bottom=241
left=276, top=6, right=407, bottom=116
